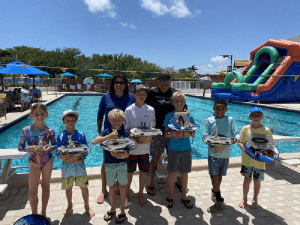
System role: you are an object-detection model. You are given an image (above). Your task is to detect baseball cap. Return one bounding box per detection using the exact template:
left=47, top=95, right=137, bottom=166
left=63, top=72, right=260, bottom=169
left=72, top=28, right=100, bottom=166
left=62, top=109, right=79, bottom=120
left=249, top=107, right=263, bottom=116
left=135, top=84, right=147, bottom=93
left=158, top=70, right=171, bottom=79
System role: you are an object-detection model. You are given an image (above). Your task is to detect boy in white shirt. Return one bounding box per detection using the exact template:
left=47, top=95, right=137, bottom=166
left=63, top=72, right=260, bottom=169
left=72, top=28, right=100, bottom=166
left=124, top=84, right=156, bottom=206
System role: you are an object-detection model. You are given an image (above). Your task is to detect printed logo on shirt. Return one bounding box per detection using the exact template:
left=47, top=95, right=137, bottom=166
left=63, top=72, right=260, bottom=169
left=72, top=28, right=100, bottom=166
left=157, top=99, right=171, bottom=104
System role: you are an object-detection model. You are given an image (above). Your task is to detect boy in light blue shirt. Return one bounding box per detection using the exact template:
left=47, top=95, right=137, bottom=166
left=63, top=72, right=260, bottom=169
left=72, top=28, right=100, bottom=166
left=163, top=92, right=195, bottom=209
left=203, top=99, right=239, bottom=213
left=55, top=110, right=94, bottom=218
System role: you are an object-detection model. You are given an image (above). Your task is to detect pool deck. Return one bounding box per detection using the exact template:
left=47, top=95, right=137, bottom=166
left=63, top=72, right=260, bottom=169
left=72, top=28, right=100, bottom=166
left=1, top=90, right=300, bottom=224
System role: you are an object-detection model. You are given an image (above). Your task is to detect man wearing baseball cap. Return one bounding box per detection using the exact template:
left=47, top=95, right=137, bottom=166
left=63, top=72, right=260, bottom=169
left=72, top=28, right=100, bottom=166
left=145, top=70, right=184, bottom=195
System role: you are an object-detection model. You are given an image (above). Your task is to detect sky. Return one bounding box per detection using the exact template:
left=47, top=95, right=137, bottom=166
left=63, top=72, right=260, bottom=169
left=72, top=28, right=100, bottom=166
left=1, top=0, right=300, bottom=74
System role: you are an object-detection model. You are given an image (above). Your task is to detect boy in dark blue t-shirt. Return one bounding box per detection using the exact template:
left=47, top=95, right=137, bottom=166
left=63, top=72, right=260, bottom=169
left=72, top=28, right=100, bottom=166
left=92, top=109, right=129, bottom=224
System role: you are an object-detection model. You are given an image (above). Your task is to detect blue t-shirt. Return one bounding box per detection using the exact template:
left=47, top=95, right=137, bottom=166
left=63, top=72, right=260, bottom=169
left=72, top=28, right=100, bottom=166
left=100, top=128, right=130, bottom=164
left=55, top=130, right=88, bottom=177
left=203, top=115, right=240, bottom=158
left=163, top=112, right=195, bottom=151
left=97, top=93, right=136, bottom=130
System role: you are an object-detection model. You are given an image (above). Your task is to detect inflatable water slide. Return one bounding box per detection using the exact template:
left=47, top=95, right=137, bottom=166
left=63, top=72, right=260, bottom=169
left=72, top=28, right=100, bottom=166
left=211, top=39, right=300, bottom=103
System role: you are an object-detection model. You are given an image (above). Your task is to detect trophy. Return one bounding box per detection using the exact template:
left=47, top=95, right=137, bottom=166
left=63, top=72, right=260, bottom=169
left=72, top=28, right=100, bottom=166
left=112, top=129, right=119, bottom=144
left=67, top=135, right=75, bottom=148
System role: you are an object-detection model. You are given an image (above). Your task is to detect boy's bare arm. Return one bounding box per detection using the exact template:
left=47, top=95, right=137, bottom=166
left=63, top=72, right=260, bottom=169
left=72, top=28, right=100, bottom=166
left=238, top=141, right=245, bottom=151
left=92, top=132, right=118, bottom=145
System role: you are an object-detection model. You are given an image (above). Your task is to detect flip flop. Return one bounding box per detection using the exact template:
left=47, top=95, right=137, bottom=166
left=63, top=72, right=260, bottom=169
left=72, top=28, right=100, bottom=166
left=63, top=209, right=73, bottom=217
left=146, top=186, right=156, bottom=196
left=251, top=200, right=259, bottom=209
left=86, top=208, right=95, bottom=218
left=104, top=210, right=116, bottom=221
left=116, top=213, right=127, bottom=224
left=97, top=192, right=108, bottom=204
left=181, top=198, right=193, bottom=209
left=239, top=200, right=247, bottom=209
left=165, top=197, right=173, bottom=208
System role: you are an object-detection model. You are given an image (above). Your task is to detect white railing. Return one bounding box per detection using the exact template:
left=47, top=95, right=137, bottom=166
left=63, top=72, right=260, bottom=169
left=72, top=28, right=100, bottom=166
left=171, top=81, right=207, bottom=94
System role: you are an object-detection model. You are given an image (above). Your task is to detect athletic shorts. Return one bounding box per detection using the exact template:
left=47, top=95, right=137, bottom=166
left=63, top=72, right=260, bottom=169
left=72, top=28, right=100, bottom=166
left=167, top=150, right=192, bottom=173
left=240, top=165, right=264, bottom=181
left=62, top=175, right=88, bottom=190
left=105, top=162, right=128, bottom=187
left=150, top=136, right=169, bottom=157
left=127, top=154, right=150, bottom=173
left=208, top=156, right=229, bottom=176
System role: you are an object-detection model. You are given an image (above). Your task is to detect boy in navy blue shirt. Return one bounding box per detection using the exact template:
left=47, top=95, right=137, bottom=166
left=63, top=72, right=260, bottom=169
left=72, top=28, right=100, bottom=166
left=92, top=109, right=129, bottom=224
left=55, top=110, right=95, bottom=218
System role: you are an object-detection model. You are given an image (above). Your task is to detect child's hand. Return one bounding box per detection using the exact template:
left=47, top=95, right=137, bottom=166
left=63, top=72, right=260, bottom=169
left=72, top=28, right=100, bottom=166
left=73, top=155, right=83, bottom=164
left=172, top=131, right=183, bottom=139
left=231, top=138, right=237, bottom=144
left=27, top=146, right=39, bottom=154
left=44, top=145, right=52, bottom=151
left=114, top=151, right=129, bottom=159
left=109, top=132, right=118, bottom=140
left=131, top=136, right=143, bottom=144
left=149, top=136, right=155, bottom=143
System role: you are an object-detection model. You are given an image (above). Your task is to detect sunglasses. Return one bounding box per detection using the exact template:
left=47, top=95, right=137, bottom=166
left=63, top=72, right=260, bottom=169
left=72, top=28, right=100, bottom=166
left=159, top=77, right=171, bottom=82
left=114, top=81, right=125, bottom=85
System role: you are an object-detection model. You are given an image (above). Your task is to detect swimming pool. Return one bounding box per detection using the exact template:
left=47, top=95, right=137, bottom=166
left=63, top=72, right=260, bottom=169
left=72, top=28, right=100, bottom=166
left=1, top=95, right=300, bottom=172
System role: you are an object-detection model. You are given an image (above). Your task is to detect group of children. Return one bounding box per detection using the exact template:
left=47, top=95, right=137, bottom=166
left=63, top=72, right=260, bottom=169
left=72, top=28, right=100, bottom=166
left=18, top=85, right=273, bottom=223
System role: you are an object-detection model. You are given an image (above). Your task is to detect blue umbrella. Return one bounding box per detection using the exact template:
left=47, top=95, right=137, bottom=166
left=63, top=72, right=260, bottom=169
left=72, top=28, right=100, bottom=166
left=130, top=79, right=142, bottom=84
left=60, top=72, right=76, bottom=77
left=94, top=73, right=113, bottom=77
left=199, top=77, right=213, bottom=82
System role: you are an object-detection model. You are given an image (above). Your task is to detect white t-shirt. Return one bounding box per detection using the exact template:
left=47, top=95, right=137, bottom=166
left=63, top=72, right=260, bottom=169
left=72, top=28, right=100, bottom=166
left=124, top=103, right=156, bottom=155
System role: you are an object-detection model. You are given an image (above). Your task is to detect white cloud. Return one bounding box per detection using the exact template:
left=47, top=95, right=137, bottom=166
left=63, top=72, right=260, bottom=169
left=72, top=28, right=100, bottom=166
left=120, top=22, right=128, bottom=27
left=195, top=63, right=227, bottom=75
left=129, top=23, right=137, bottom=29
left=120, top=22, right=137, bottom=29
left=210, top=56, right=228, bottom=64
left=140, top=0, right=200, bottom=18
left=83, top=0, right=117, bottom=18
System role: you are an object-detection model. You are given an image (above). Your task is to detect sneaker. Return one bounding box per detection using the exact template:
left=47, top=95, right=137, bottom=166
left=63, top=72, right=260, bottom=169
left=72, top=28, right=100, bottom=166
left=211, top=189, right=216, bottom=203
left=207, top=198, right=225, bottom=213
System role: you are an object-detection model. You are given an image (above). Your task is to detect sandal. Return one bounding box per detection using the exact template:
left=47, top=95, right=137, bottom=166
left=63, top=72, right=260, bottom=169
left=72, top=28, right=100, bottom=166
left=146, top=186, right=156, bottom=196
left=239, top=200, right=247, bottom=209
left=181, top=198, right=193, bottom=209
left=116, top=213, right=127, bottom=224
left=86, top=208, right=95, bottom=218
left=165, top=197, right=173, bottom=208
left=251, top=200, right=259, bottom=209
left=97, top=192, right=108, bottom=204
left=63, top=209, right=73, bottom=217
left=104, top=211, right=116, bottom=221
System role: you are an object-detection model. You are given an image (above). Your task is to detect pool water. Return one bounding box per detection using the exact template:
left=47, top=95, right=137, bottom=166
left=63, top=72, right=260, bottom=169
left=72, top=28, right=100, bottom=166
left=1, top=95, right=300, bottom=172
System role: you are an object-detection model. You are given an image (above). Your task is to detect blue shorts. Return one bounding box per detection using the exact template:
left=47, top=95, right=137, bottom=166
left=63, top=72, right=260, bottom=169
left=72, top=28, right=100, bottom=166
left=208, top=156, right=229, bottom=176
left=240, top=165, right=264, bottom=181
left=105, top=162, right=128, bottom=187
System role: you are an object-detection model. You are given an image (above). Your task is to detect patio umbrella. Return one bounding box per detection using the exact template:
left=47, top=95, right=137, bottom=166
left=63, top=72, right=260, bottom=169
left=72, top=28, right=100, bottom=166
left=130, top=79, right=142, bottom=84
left=94, top=73, right=113, bottom=77
left=60, top=72, right=76, bottom=77
left=199, top=77, right=213, bottom=82
left=4, top=62, right=49, bottom=87
left=0, top=66, right=7, bottom=90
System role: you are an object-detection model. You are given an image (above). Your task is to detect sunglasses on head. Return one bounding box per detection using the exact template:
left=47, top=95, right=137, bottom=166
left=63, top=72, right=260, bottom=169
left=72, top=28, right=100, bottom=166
left=114, top=81, right=125, bottom=85
left=159, top=77, right=171, bottom=82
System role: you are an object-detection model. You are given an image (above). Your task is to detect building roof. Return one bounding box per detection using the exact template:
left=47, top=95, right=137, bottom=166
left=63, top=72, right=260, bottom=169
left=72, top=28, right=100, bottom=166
left=287, top=34, right=300, bottom=42
left=234, top=60, right=249, bottom=68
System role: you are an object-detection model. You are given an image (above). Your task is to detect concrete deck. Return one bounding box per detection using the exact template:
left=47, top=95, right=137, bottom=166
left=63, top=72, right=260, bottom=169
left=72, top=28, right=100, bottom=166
left=1, top=90, right=300, bottom=224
